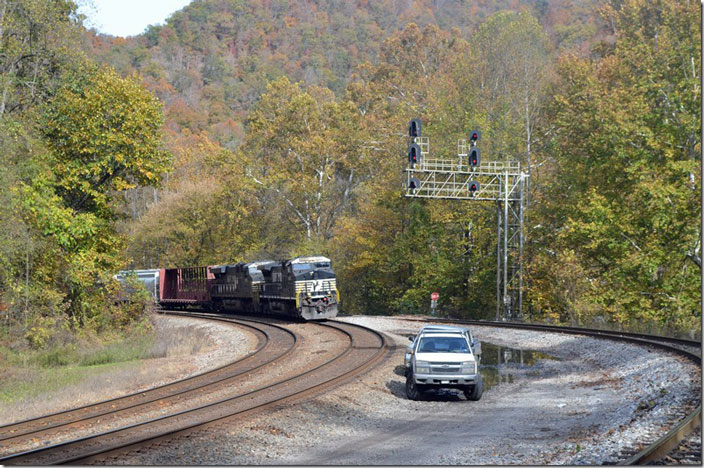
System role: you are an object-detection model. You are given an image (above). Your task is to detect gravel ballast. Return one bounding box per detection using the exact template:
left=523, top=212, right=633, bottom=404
left=112, top=315, right=701, bottom=466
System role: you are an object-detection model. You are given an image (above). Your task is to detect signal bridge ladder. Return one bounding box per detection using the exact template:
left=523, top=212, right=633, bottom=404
left=405, top=143, right=528, bottom=321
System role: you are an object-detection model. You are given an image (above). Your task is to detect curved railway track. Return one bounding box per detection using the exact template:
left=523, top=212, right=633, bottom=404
left=407, top=316, right=701, bottom=465
left=0, top=316, right=292, bottom=445
left=0, top=312, right=388, bottom=466
left=1, top=313, right=696, bottom=465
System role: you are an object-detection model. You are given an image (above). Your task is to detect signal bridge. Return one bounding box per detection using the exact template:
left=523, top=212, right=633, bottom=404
left=404, top=124, right=528, bottom=321
left=406, top=157, right=523, bottom=202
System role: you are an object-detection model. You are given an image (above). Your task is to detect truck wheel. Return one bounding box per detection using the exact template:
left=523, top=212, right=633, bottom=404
left=405, top=373, right=424, bottom=401
left=464, top=374, right=483, bottom=401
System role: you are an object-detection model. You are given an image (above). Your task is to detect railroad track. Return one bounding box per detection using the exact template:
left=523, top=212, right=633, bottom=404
left=406, top=316, right=701, bottom=465
left=653, top=427, right=702, bottom=465
left=0, top=312, right=388, bottom=465
left=0, top=316, right=292, bottom=446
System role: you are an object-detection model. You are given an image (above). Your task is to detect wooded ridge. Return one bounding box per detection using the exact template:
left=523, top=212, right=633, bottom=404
left=0, top=0, right=699, bottom=355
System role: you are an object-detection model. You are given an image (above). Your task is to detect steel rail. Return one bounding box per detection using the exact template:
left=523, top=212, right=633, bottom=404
left=64, top=319, right=388, bottom=466
left=0, top=314, right=267, bottom=435
left=0, top=313, right=298, bottom=461
left=0, top=316, right=387, bottom=465
left=0, top=314, right=289, bottom=442
left=409, top=316, right=701, bottom=465
left=76, top=319, right=390, bottom=466
left=404, top=317, right=699, bottom=348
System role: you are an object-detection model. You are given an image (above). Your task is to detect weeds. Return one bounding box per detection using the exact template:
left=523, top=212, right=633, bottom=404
left=147, top=324, right=209, bottom=359
left=0, top=315, right=214, bottom=408
left=0, top=327, right=155, bottom=404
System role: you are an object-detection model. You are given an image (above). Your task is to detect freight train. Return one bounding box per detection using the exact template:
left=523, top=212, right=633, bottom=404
left=115, top=256, right=339, bottom=321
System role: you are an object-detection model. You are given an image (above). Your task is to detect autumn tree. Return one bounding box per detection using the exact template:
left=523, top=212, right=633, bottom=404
left=128, top=132, right=262, bottom=268
left=338, top=24, right=499, bottom=317
left=463, top=10, right=553, bottom=174
left=528, top=0, right=701, bottom=333
left=0, top=0, right=82, bottom=115
left=42, top=63, right=170, bottom=216
left=14, top=62, right=172, bottom=328
left=240, top=76, right=372, bottom=251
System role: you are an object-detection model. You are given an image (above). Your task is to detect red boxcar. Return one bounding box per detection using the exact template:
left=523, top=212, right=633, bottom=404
left=159, top=266, right=214, bottom=308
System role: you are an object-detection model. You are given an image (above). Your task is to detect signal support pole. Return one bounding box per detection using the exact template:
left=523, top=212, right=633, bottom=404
left=404, top=135, right=528, bottom=321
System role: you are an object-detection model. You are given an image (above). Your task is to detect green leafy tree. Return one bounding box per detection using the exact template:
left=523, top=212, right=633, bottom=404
left=529, top=0, right=701, bottom=334
left=16, top=62, right=173, bottom=328
left=241, top=76, right=371, bottom=248
left=42, top=63, right=170, bottom=216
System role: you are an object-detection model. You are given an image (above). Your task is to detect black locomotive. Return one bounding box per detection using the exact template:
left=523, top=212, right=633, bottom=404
left=143, top=255, right=338, bottom=321
left=209, top=256, right=338, bottom=320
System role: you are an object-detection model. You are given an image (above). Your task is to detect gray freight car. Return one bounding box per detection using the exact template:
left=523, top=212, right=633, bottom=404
left=115, top=269, right=161, bottom=302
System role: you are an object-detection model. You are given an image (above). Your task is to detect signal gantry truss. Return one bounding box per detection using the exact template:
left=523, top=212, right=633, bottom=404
left=404, top=136, right=528, bottom=321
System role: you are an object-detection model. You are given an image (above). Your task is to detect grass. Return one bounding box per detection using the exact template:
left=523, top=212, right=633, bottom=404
left=0, top=317, right=213, bottom=410
left=0, top=360, right=140, bottom=405
left=0, top=333, right=155, bottom=405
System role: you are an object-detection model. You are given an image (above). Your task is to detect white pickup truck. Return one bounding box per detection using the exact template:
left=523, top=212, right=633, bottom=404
left=404, top=325, right=483, bottom=401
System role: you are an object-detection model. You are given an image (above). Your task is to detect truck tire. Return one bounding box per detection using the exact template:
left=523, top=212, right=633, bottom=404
left=406, top=373, right=424, bottom=401
left=464, top=374, right=483, bottom=401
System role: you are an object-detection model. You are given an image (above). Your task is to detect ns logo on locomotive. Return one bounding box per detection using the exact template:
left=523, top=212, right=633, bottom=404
left=115, top=256, right=339, bottom=321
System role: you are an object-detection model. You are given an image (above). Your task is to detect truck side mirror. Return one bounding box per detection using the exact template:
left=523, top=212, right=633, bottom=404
left=408, top=335, right=415, bottom=341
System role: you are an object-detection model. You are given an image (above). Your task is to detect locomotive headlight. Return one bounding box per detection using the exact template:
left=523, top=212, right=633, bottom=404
left=415, top=360, right=430, bottom=374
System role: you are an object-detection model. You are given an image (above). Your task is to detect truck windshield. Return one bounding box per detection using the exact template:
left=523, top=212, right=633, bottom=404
left=417, top=336, right=470, bottom=353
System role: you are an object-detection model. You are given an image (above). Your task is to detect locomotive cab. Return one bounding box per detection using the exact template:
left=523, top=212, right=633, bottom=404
left=287, top=256, right=339, bottom=320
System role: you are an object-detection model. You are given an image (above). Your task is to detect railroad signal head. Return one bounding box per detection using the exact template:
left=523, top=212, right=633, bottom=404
left=408, top=143, right=421, bottom=167
left=469, top=130, right=481, bottom=145
left=409, top=118, right=422, bottom=138
left=409, top=177, right=421, bottom=191
left=469, top=181, right=480, bottom=194
left=469, top=147, right=480, bottom=167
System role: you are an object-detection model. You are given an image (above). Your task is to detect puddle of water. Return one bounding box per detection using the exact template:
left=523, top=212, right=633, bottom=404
left=479, top=342, right=558, bottom=392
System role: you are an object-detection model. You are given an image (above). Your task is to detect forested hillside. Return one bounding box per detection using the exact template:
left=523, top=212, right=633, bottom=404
left=0, top=0, right=699, bottom=355
left=83, top=0, right=600, bottom=150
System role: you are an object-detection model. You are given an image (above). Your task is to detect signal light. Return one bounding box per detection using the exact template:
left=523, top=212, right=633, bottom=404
left=469, top=130, right=481, bottom=145
left=469, top=181, right=480, bottom=193
left=469, top=147, right=480, bottom=167
left=409, top=118, right=422, bottom=138
left=408, top=143, right=421, bottom=167
left=409, top=177, right=421, bottom=191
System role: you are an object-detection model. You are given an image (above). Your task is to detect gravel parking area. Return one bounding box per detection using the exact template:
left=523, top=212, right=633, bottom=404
left=112, top=315, right=701, bottom=465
